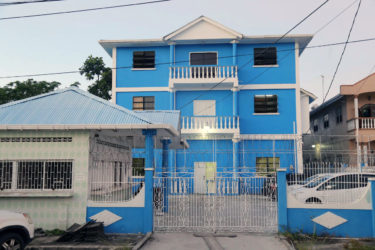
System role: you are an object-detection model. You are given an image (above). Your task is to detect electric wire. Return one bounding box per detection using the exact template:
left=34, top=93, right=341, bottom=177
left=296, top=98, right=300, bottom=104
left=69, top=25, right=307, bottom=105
left=0, top=0, right=170, bottom=20
left=323, top=0, right=362, bottom=102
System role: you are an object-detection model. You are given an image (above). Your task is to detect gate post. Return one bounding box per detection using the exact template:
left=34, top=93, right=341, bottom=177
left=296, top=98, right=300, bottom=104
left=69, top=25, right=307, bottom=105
left=143, top=129, right=157, bottom=233
left=370, top=178, right=375, bottom=237
left=162, top=138, right=171, bottom=212
left=277, top=169, right=287, bottom=232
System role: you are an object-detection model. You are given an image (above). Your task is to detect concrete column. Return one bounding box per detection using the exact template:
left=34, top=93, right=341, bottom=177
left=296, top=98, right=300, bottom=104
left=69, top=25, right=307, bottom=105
left=277, top=169, right=287, bottom=232
left=354, top=96, right=361, bottom=169
left=161, top=138, right=171, bottom=212
left=231, top=40, right=238, bottom=65
left=169, top=89, right=175, bottom=110
left=232, top=87, right=239, bottom=116
left=370, top=178, right=375, bottom=237
left=142, top=129, right=157, bottom=233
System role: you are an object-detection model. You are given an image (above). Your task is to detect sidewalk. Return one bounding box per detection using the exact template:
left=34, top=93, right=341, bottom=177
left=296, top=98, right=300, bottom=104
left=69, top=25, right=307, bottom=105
left=142, top=233, right=291, bottom=250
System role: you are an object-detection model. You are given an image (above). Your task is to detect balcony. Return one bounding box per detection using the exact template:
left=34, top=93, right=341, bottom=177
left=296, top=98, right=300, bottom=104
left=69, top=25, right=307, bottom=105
left=169, top=66, right=238, bottom=90
left=181, top=116, right=239, bottom=134
left=347, top=118, right=375, bottom=131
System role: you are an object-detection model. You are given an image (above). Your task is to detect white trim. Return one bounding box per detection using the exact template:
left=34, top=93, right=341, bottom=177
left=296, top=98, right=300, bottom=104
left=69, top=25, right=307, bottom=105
left=253, top=65, right=279, bottom=68
left=0, top=124, right=179, bottom=136
left=253, top=113, right=280, bottom=116
left=239, top=84, right=296, bottom=90
left=240, top=134, right=299, bottom=140
left=111, top=47, right=117, bottom=104
left=131, top=68, right=156, bottom=71
left=163, top=16, right=243, bottom=41
left=116, top=87, right=170, bottom=92
left=189, top=51, right=218, bottom=65
left=144, top=168, right=154, bottom=171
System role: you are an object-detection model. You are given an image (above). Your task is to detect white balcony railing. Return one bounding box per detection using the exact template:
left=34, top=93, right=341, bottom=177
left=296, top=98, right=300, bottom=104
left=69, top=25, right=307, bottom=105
left=181, top=116, right=239, bottom=134
left=361, top=118, right=375, bottom=129
left=170, top=66, right=238, bottom=81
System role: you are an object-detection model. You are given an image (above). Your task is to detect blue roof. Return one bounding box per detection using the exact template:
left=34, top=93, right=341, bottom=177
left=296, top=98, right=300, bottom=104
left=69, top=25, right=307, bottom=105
left=0, top=87, right=163, bottom=126
left=135, top=110, right=180, bottom=131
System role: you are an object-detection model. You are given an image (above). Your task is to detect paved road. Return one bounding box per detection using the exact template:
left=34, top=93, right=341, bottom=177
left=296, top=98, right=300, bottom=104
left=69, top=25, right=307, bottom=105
left=141, top=232, right=291, bottom=250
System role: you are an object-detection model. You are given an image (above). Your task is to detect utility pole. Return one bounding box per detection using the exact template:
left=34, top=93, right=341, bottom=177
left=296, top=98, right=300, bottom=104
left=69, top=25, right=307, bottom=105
left=321, top=75, right=325, bottom=104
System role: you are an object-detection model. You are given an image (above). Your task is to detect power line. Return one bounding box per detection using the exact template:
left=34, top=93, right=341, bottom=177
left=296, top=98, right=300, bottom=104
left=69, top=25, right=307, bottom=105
left=1, top=37, right=375, bottom=80
left=0, top=0, right=170, bottom=20
left=323, top=0, right=362, bottom=102
left=0, top=0, right=64, bottom=6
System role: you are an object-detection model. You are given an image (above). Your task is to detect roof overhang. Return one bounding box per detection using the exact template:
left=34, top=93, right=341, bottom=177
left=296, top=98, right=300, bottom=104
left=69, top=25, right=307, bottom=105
left=340, top=73, right=375, bottom=96
left=0, top=124, right=188, bottom=149
left=300, top=88, right=318, bottom=103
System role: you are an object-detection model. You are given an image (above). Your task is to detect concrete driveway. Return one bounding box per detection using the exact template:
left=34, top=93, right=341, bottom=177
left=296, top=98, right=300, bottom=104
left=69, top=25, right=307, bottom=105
left=141, top=232, right=292, bottom=250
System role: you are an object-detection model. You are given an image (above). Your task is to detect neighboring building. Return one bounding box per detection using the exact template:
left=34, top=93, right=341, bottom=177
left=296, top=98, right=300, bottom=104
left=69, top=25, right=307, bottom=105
left=0, top=87, right=182, bottom=231
left=308, top=73, right=375, bottom=167
left=99, top=16, right=314, bottom=176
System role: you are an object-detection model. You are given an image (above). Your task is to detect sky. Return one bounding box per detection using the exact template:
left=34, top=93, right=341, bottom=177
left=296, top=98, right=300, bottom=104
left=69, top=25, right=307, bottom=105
left=1, top=0, right=375, bottom=105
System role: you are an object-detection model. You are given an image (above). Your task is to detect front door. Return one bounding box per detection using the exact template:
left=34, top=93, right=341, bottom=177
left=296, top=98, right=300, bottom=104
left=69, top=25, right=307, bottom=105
left=194, top=162, right=216, bottom=194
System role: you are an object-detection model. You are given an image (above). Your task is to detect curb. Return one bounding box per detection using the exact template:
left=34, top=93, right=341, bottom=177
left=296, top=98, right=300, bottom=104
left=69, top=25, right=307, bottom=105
left=132, top=232, right=152, bottom=250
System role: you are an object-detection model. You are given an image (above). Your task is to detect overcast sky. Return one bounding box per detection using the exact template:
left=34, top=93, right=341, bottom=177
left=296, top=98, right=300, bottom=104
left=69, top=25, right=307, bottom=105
left=1, top=0, right=374, bottom=104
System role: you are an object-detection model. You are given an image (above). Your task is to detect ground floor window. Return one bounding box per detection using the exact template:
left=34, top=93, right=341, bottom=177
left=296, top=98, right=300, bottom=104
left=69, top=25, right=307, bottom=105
left=0, top=160, right=72, bottom=190
left=256, top=157, right=280, bottom=175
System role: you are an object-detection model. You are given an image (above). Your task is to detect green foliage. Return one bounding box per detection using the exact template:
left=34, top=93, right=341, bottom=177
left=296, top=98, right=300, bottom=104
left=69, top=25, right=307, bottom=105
left=0, top=79, right=61, bottom=105
left=70, top=81, right=81, bottom=87
left=44, top=228, right=65, bottom=236
left=80, top=55, right=112, bottom=100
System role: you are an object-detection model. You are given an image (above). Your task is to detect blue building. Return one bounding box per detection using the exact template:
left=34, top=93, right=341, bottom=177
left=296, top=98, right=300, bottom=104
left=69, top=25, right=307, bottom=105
left=100, top=16, right=315, bottom=185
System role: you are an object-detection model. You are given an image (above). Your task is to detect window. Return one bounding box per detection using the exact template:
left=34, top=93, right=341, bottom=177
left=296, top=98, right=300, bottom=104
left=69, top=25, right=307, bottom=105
left=133, top=51, right=155, bottom=69
left=254, top=47, right=277, bottom=66
left=133, top=96, right=155, bottom=111
left=359, top=104, right=375, bottom=117
left=0, top=160, right=72, bottom=191
left=317, top=174, right=367, bottom=191
left=313, top=119, right=319, bottom=132
left=193, top=100, right=216, bottom=116
left=254, top=95, right=278, bottom=113
left=0, top=161, right=13, bottom=190
left=132, top=158, right=145, bottom=176
left=336, top=108, right=342, bottom=124
left=190, top=52, right=217, bottom=65
left=323, top=114, right=329, bottom=129
left=256, top=157, right=280, bottom=175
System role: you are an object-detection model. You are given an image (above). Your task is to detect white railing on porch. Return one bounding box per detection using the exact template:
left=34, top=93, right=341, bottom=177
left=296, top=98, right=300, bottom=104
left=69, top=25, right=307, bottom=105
left=170, top=66, right=238, bottom=80
left=361, top=118, right=375, bottom=129
left=181, top=116, right=239, bottom=133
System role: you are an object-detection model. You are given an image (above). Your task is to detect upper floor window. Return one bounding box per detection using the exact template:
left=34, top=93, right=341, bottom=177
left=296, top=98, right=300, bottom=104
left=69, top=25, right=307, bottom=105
left=193, top=100, right=216, bottom=116
left=190, top=52, right=217, bottom=65
left=254, top=95, right=278, bottom=113
left=254, top=47, right=277, bottom=66
left=323, top=114, right=329, bottom=129
left=336, top=108, right=343, bottom=124
left=133, top=51, right=155, bottom=69
left=133, top=96, right=155, bottom=111
left=313, top=119, right=319, bottom=132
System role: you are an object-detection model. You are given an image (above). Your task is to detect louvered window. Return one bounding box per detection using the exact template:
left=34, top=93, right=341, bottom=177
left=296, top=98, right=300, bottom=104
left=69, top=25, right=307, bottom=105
left=133, top=51, right=155, bottom=69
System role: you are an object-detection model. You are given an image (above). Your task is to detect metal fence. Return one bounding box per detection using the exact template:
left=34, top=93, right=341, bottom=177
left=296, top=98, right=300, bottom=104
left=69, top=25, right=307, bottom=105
left=153, top=175, right=277, bottom=233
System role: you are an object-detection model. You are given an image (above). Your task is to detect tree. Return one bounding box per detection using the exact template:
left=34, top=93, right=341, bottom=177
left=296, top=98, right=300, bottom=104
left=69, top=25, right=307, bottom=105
left=80, top=55, right=112, bottom=100
left=0, top=79, right=61, bottom=105
left=70, top=81, right=81, bottom=88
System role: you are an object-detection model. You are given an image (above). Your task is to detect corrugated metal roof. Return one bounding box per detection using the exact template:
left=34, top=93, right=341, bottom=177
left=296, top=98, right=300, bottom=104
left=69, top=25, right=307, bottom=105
left=310, top=94, right=344, bottom=116
left=135, top=110, right=180, bottom=131
left=0, top=87, right=156, bottom=125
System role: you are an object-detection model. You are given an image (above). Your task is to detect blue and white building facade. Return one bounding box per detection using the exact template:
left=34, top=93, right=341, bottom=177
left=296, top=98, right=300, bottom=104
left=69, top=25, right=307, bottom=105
left=100, top=16, right=314, bottom=179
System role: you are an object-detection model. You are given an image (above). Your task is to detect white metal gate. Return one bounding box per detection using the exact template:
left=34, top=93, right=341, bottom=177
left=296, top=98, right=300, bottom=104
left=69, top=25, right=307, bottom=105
left=153, top=175, right=277, bottom=233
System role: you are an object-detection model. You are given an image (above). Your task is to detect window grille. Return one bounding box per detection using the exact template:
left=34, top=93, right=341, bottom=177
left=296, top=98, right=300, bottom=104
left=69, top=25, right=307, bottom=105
left=0, top=160, right=73, bottom=191
left=0, top=137, right=72, bottom=143
left=0, top=161, right=13, bottom=190
left=254, top=95, right=278, bottom=113
left=254, top=47, right=277, bottom=66
left=133, top=51, right=155, bottom=69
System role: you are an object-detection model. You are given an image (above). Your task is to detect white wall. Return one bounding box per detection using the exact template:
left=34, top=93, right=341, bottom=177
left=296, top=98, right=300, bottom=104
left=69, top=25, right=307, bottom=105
left=301, top=94, right=311, bottom=134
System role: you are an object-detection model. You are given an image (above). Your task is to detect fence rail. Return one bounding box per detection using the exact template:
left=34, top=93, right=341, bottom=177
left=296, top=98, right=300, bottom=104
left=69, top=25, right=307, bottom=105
left=89, top=180, right=144, bottom=203
left=181, top=116, right=239, bottom=132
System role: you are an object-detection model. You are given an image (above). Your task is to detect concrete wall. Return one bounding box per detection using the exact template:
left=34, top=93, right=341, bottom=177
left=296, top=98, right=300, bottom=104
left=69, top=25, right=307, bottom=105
left=0, top=130, right=90, bottom=230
